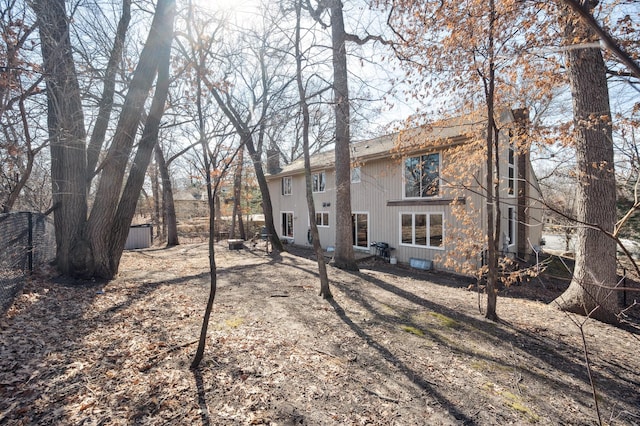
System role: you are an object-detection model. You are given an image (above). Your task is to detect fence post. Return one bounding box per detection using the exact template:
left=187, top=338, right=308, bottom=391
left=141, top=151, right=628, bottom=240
left=27, top=212, right=33, bottom=273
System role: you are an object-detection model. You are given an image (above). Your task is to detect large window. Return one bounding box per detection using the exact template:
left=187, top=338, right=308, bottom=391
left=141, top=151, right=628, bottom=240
left=404, top=153, right=440, bottom=198
left=282, top=176, right=292, bottom=195
left=312, top=171, right=326, bottom=193
left=352, top=213, right=369, bottom=248
left=281, top=212, right=293, bottom=238
left=507, top=145, right=515, bottom=196
left=400, top=212, right=443, bottom=248
left=315, top=212, right=329, bottom=227
left=507, top=206, right=515, bottom=247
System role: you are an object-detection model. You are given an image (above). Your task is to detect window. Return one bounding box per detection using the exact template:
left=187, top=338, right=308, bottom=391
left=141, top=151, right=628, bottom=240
left=312, top=171, right=326, bottom=193
left=281, top=212, right=293, bottom=238
left=315, top=212, right=329, bottom=227
left=507, top=145, right=515, bottom=196
left=352, top=213, right=369, bottom=248
left=404, top=153, right=440, bottom=198
left=282, top=176, right=292, bottom=195
left=507, top=206, right=515, bottom=246
left=400, top=212, right=443, bottom=248
left=351, top=166, right=361, bottom=183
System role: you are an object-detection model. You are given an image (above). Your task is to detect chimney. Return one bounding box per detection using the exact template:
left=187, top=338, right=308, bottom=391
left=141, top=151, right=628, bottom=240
left=266, top=148, right=281, bottom=175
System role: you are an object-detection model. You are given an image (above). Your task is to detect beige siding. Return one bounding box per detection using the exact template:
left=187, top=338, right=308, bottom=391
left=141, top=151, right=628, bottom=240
left=266, top=121, right=542, bottom=274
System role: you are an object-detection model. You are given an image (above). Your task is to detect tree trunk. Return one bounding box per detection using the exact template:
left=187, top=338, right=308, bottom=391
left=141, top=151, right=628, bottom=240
left=483, top=0, right=499, bottom=321
left=243, top=137, right=284, bottom=252
left=155, top=144, right=179, bottom=246
left=296, top=0, right=331, bottom=299
left=192, top=111, right=219, bottom=370
left=87, top=0, right=131, bottom=180
left=230, top=148, right=244, bottom=239
left=552, top=1, right=619, bottom=324
left=109, top=12, right=174, bottom=274
left=86, top=0, right=175, bottom=279
left=33, top=0, right=89, bottom=276
left=151, top=160, right=162, bottom=239
left=329, top=0, right=357, bottom=271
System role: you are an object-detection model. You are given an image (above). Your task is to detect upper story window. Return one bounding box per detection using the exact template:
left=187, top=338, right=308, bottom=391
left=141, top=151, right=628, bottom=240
left=312, top=171, right=326, bottom=193
left=282, top=176, right=292, bottom=196
left=315, top=212, right=329, bottom=227
left=351, top=166, right=361, bottom=183
left=507, top=145, right=515, bottom=196
left=404, top=152, right=440, bottom=198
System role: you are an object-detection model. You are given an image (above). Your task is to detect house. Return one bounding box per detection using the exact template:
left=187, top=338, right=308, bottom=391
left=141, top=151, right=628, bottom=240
left=266, top=110, right=543, bottom=271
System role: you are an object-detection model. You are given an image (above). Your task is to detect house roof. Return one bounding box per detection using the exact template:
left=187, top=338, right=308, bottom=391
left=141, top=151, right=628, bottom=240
left=269, top=112, right=496, bottom=178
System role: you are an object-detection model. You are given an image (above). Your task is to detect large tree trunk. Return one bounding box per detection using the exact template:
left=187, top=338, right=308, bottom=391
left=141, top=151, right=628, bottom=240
left=86, top=0, right=131, bottom=180
left=33, top=0, right=89, bottom=276
left=86, top=0, right=175, bottom=279
left=155, top=144, right=179, bottom=246
left=329, top=0, right=358, bottom=271
left=109, top=12, right=174, bottom=274
left=552, top=1, right=619, bottom=324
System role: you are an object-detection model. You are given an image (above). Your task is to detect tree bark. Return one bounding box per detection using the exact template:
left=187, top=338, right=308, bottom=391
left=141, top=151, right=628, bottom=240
left=155, top=144, right=179, bottom=246
left=33, top=0, right=89, bottom=276
left=109, top=10, right=174, bottom=274
left=552, top=1, right=619, bottom=324
left=230, top=147, right=244, bottom=239
left=87, top=0, right=131, bottom=180
left=296, top=0, right=331, bottom=299
left=86, top=0, right=175, bottom=278
left=329, top=0, right=358, bottom=271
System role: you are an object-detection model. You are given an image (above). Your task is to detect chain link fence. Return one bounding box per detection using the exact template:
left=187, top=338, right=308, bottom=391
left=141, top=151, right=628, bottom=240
left=0, top=212, right=56, bottom=314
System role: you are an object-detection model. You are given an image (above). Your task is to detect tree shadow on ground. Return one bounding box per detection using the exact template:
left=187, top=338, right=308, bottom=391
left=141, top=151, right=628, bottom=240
left=327, top=296, right=478, bottom=425
left=338, top=268, right=640, bottom=415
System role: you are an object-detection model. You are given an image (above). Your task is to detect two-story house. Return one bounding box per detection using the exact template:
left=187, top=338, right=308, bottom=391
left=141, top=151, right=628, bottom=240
left=266, top=110, right=543, bottom=271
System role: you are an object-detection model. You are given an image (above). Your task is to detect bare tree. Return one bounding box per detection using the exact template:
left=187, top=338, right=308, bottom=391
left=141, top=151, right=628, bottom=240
left=33, top=0, right=176, bottom=278
left=551, top=0, right=619, bottom=323
left=295, top=0, right=332, bottom=298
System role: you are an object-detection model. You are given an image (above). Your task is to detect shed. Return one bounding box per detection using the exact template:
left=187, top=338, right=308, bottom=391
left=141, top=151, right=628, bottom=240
left=125, top=224, right=153, bottom=250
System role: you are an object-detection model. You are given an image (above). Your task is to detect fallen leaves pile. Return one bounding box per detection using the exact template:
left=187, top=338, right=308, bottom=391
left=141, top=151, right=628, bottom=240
left=1, top=242, right=638, bottom=425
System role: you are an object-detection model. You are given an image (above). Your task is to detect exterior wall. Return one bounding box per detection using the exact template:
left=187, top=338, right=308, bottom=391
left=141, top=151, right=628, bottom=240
left=266, top=127, right=542, bottom=272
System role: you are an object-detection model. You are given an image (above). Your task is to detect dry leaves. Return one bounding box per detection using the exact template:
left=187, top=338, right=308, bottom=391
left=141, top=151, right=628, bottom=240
left=1, top=242, right=638, bottom=425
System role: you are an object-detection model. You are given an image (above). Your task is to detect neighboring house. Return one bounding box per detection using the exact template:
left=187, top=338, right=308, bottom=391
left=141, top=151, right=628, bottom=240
left=266, top=110, right=543, bottom=271
left=173, top=189, right=208, bottom=219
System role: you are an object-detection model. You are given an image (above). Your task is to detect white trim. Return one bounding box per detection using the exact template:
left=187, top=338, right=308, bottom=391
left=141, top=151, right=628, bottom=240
left=402, top=152, right=442, bottom=199
left=282, top=176, right=292, bottom=196
left=281, top=211, right=294, bottom=239
left=507, top=206, right=516, bottom=247
left=507, top=144, right=516, bottom=198
left=399, top=211, right=445, bottom=250
left=312, top=170, right=326, bottom=193
left=351, top=166, right=361, bottom=183
left=352, top=211, right=370, bottom=249
left=313, top=211, right=330, bottom=227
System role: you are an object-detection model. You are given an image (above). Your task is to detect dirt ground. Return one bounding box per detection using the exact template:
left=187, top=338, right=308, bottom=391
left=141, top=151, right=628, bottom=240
left=1, top=241, right=639, bottom=425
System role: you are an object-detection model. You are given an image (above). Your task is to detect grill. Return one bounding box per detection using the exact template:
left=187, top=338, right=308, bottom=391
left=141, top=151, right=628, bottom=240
left=370, top=242, right=394, bottom=261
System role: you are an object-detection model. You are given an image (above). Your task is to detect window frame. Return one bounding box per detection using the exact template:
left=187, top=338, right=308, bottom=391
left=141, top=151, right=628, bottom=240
left=314, top=211, right=329, bottom=227
left=403, top=152, right=441, bottom=199
left=281, top=211, right=294, bottom=238
left=399, top=211, right=444, bottom=250
left=507, top=144, right=515, bottom=197
left=507, top=206, right=515, bottom=247
left=312, top=170, right=326, bottom=193
left=351, top=211, right=369, bottom=249
left=281, top=176, right=292, bottom=196
left=351, top=166, right=361, bottom=184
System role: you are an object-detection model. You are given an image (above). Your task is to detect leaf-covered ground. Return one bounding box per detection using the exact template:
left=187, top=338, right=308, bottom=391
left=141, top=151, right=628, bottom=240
left=1, top=242, right=638, bottom=425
